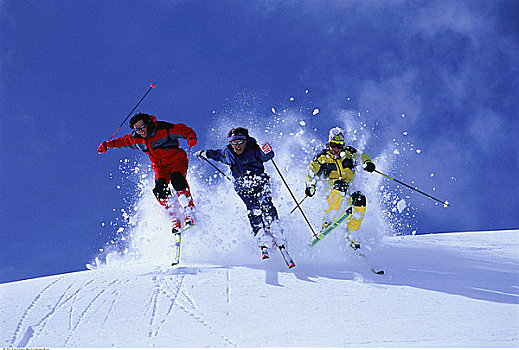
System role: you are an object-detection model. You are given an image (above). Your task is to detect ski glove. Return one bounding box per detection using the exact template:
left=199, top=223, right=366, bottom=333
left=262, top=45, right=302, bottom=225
left=261, top=142, right=273, bottom=154
left=194, top=150, right=206, bottom=159
left=187, top=133, right=197, bottom=147
left=97, top=141, right=109, bottom=154
left=97, top=140, right=115, bottom=154
left=363, top=161, right=376, bottom=173
left=305, top=185, right=316, bottom=197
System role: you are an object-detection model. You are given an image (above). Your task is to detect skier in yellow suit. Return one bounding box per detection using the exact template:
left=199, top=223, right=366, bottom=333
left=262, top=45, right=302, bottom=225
left=305, top=127, right=376, bottom=249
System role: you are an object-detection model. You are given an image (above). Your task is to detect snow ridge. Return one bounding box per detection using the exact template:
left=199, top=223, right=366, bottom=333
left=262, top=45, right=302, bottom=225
left=1, top=230, right=518, bottom=347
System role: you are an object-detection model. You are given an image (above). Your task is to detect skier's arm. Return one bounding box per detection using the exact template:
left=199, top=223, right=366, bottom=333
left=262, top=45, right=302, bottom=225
left=205, top=148, right=233, bottom=165
left=305, top=159, right=321, bottom=187
left=361, top=153, right=376, bottom=173
left=168, top=123, right=197, bottom=147
left=303, top=159, right=321, bottom=197
left=97, top=134, right=138, bottom=154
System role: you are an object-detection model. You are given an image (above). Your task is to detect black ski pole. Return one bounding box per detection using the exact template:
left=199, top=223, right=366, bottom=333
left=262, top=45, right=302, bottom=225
left=290, top=195, right=308, bottom=214
left=108, top=82, right=156, bottom=141
left=270, top=159, right=317, bottom=237
left=199, top=155, right=233, bottom=181
left=374, top=170, right=450, bottom=207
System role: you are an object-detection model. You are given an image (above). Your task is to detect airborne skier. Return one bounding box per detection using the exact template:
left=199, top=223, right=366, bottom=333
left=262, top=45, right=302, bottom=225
left=97, top=113, right=198, bottom=235
left=195, top=127, right=293, bottom=266
left=305, top=127, right=376, bottom=249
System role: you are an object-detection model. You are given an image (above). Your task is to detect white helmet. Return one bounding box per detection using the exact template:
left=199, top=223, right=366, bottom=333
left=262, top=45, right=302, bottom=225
left=328, top=127, right=345, bottom=145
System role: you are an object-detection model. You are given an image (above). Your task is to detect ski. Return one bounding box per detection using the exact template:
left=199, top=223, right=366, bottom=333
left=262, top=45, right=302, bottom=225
left=304, top=199, right=384, bottom=274
left=345, top=238, right=384, bottom=275
left=277, top=244, right=296, bottom=269
left=171, top=232, right=182, bottom=266
left=171, top=223, right=195, bottom=266
left=309, top=207, right=352, bottom=247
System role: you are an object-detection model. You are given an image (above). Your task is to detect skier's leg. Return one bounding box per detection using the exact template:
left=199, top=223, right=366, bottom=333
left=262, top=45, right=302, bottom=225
left=258, top=184, right=285, bottom=247
left=321, top=188, right=345, bottom=230
left=153, top=177, right=182, bottom=231
left=347, top=191, right=366, bottom=231
left=325, top=188, right=344, bottom=214
left=153, top=177, right=171, bottom=203
left=257, top=179, right=279, bottom=225
left=237, top=191, right=273, bottom=248
left=171, top=171, right=195, bottom=226
left=266, top=218, right=285, bottom=247
left=238, top=192, right=264, bottom=235
left=346, top=191, right=366, bottom=249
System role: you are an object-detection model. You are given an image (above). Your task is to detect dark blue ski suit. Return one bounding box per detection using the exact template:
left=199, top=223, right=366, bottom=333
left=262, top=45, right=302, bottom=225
left=205, top=137, right=279, bottom=235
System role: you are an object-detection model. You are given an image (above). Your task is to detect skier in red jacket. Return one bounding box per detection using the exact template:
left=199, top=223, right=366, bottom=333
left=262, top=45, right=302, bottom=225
left=98, top=113, right=197, bottom=233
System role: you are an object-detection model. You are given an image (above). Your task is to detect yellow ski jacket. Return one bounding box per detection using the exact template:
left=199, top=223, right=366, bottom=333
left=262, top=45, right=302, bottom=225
left=306, top=146, right=372, bottom=187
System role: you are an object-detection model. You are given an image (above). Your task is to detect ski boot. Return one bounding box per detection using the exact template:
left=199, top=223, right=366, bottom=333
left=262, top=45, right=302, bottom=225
left=177, top=189, right=196, bottom=229
left=260, top=246, right=269, bottom=260
left=184, top=217, right=194, bottom=229
left=347, top=235, right=361, bottom=250
left=321, top=221, right=332, bottom=232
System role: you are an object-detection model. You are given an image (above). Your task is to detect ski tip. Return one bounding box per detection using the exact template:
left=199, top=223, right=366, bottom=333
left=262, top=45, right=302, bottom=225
left=372, top=269, right=385, bottom=275
left=150, top=83, right=156, bottom=88
left=183, top=223, right=196, bottom=231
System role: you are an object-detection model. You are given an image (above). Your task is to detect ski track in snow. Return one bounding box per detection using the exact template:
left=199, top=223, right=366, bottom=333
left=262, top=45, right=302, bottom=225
left=63, top=279, right=119, bottom=346
left=30, top=283, right=76, bottom=343
left=9, top=277, right=64, bottom=347
left=13, top=266, right=233, bottom=347
left=226, top=269, right=231, bottom=318
left=145, top=268, right=236, bottom=346
left=8, top=275, right=131, bottom=347
left=101, top=290, right=121, bottom=326
left=146, top=274, right=163, bottom=338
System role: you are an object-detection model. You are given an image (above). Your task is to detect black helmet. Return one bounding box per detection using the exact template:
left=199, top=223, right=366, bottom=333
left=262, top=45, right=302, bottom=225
left=227, top=127, right=249, bottom=138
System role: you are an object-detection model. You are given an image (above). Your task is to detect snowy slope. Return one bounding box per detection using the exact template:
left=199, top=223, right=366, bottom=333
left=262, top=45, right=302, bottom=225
left=1, top=230, right=518, bottom=347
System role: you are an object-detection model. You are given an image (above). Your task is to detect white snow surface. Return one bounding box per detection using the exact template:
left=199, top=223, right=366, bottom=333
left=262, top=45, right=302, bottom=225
left=1, top=230, right=518, bottom=347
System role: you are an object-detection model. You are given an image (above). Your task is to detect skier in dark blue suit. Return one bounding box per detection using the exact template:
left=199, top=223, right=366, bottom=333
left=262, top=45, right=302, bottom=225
left=195, top=127, right=286, bottom=258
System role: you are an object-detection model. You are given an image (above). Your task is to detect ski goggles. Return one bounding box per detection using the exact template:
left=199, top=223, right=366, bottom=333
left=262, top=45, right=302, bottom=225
left=133, top=124, right=146, bottom=132
left=229, top=134, right=247, bottom=145
left=329, top=142, right=344, bottom=149
left=230, top=140, right=245, bottom=147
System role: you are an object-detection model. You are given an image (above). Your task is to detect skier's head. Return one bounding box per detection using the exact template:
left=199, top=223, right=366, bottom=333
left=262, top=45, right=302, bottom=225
left=327, top=127, right=345, bottom=156
left=228, top=127, right=249, bottom=155
left=129, top=113, right=153, bottom=137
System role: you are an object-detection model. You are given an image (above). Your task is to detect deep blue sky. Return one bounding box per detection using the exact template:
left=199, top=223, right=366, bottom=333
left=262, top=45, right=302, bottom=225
left=1, top=0, right=518, bottom=283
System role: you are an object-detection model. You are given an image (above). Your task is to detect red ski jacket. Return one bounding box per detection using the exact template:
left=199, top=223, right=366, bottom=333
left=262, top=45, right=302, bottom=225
left=106, top=115, right=196, bottom=171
